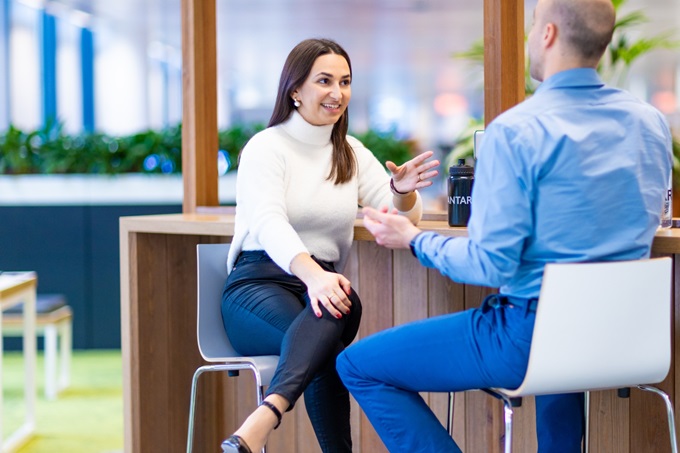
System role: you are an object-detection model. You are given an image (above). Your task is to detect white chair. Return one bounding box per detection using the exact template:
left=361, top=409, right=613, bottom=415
left=447, top=258, right=678, bottom=453
left=2, top=294, right=72, bottom=400
left=186, top=243, right=280, bottom=453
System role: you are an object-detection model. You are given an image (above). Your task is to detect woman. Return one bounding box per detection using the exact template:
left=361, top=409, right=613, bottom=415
left=221, top=38, right=439, bottom=453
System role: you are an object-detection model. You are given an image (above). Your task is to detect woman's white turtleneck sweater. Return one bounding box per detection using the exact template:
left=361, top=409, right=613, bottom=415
left=227, top=111, right=423, bottom=274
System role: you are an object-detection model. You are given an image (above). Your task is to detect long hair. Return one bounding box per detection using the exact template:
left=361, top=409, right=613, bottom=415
left=269, top=38, right=356, bottom=185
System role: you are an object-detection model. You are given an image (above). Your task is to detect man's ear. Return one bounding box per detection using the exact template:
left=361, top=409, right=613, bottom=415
left=543, top=22, right=558, bottom=48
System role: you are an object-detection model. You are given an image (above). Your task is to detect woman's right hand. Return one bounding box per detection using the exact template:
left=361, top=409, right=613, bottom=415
left=290, top=253, right=352, bottom=318
left=307, top=270, right=353, bottom=319
left=387, top=150, right=440, bottom=194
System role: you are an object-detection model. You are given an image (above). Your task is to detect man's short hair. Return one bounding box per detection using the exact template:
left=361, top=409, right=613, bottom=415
left=551, top=0, right=615, bottom=61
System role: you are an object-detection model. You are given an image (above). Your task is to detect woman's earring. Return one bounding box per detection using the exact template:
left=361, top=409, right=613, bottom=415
left=293, top=99, right=301, bottom=108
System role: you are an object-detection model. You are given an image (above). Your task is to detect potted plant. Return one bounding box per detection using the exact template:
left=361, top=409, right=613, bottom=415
left=446, top=0, right=680, bottom=176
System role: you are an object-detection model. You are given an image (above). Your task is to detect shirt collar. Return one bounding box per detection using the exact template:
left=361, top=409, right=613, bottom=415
left=281, top=110, right=334, bottom=146
left=535, top=68, right=605, bottom=94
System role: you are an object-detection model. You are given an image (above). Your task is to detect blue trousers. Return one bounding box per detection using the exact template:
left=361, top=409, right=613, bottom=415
left=337, top=295, right=584, bottom=452
left=222, top=251, right=362, bottom=453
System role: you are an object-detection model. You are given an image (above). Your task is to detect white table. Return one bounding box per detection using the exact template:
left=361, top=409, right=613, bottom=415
left=0, top=272, right=37, bottom=452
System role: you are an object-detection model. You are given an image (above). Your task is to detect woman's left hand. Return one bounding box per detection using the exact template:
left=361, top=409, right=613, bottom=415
left=387, top=150, right=440, bottom=194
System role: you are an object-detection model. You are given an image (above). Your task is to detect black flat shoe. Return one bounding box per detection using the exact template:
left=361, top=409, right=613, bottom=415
left=221, top=435, right=253, bottom=453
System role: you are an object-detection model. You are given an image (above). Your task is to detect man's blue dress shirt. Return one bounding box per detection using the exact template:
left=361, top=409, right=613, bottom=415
left=414, top=68, right=673, bottom=298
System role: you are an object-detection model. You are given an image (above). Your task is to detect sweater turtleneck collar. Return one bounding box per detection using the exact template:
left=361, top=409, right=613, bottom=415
left=280, top=110, right=334, bottom=146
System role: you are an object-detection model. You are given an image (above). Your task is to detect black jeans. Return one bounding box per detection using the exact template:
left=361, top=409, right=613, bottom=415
left=221, top=250, right=362, bottom=453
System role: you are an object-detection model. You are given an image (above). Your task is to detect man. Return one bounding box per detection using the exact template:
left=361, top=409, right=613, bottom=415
left=336, top=0, right=673, bottom=451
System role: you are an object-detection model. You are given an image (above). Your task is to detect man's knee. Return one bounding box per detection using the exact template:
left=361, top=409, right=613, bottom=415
left=336, top=350, right=349, bottom=376
left=336, top=349, right=358, bottom=388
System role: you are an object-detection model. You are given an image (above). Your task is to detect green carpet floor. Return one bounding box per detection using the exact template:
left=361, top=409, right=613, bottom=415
left=3, top=349, right=123, bottom=453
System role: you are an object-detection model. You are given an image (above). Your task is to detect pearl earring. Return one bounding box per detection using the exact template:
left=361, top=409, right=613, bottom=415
left=293, top=99, right=301, bottom=108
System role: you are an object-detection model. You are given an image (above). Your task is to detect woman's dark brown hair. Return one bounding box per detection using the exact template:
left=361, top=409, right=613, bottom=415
left=269, top=38, right=356, bottom=185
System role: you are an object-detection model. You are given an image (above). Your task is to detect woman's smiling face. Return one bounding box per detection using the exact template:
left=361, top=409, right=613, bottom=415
left=292, top=53, right=352, bottom=126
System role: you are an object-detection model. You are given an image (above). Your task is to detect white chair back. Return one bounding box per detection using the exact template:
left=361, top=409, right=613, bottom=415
left=501, top=257, right=672, bottom=397
left=196, top=243, right=240, bottom=361
left=189, top=244, right=279, bottom=453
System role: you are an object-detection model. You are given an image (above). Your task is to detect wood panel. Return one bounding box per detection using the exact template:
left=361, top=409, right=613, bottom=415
left=266, top=395, right=297, bottom=453
left=180, top=0, right=218, bottom=212
left=675, top=253, right=680, bottom=444
left=134, top=233, right=172, bottom=451
left=463, top=285, right=502, bottom=453
left=342, top=243, right=363, bottom=453
left=630, top=377, right=675, bottom=453
left=590, top=390, right=629, bottom=453
left=427, top=270, right=466, bottom=446
left=120, top=229, right=138, bottom=453
left=483, top=0, right=525, bottom=124
left=511, top=397, right=537, bottom=453
left=356, top=242, right=393, bottom=453
left=393, top=249, right=428, bottom=327
left=294, top=397, right=318, bottom=453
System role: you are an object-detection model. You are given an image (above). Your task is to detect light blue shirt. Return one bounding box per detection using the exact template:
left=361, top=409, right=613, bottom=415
left=414, top=68, right=673, bottom=298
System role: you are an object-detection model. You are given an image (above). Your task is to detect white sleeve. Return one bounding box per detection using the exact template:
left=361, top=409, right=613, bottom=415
left=351, top=137, right=423, bottom=223
left=236, top=133, right=308, bottom=273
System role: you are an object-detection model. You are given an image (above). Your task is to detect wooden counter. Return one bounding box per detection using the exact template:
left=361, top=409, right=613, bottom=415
left=120, top=213, right=678, bottom=453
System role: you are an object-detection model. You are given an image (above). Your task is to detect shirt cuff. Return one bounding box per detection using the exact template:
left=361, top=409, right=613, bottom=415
left=409, top=231, right=425, bottom=257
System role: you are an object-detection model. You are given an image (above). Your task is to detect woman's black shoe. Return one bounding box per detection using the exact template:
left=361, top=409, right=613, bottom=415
left=221, top=435, right=253, bottom=453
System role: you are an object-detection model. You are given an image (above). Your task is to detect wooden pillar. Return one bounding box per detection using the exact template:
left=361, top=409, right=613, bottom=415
left=477, top=1, right=525, bottom=451
left=483, top=0, right=525, bottom=125
left=181, top=0, right=218, bottom=213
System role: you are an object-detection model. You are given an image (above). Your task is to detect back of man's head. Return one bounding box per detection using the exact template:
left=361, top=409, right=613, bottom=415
left=545, top=0, right=615, bottom=65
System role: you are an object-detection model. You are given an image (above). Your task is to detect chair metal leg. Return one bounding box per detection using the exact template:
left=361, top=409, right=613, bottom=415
left=259, top=386, right=267, bottom=453
left=584, top=391, right=590, bottom=453
left=498, top=395, right=514, bottom=453
left=187, top=363, right=264, bottom=453
left=637, top=385, right=679, bottom=453
left=447, top=392, right=455, bottom=437
left=187, top=366, right=208, bottom=453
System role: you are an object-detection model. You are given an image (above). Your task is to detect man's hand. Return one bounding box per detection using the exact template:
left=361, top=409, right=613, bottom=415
left=362, top=206, right=422, bottom=249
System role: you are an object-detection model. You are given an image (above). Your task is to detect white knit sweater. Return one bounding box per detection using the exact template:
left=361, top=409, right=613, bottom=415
left=227, top=111, right=423, bottom=274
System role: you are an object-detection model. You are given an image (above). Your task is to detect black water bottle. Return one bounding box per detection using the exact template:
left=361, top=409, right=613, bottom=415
left=448, top=159, right=474, bottom=227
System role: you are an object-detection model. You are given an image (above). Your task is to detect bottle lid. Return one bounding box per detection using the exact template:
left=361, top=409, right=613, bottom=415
left=449, top=158, right=474, bottom=176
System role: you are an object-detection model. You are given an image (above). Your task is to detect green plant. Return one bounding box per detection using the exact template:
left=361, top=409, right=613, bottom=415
left=0, top=121, right=413, bottom=175
left=218, top=123, right=265, bottom=170
left=0, top=120, right=186, bottom=175
left=448, top=0, right=680, bottom=173
left=351, top=129, right=416, bottom=168
left=603, top=0, right=680, bottom=86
